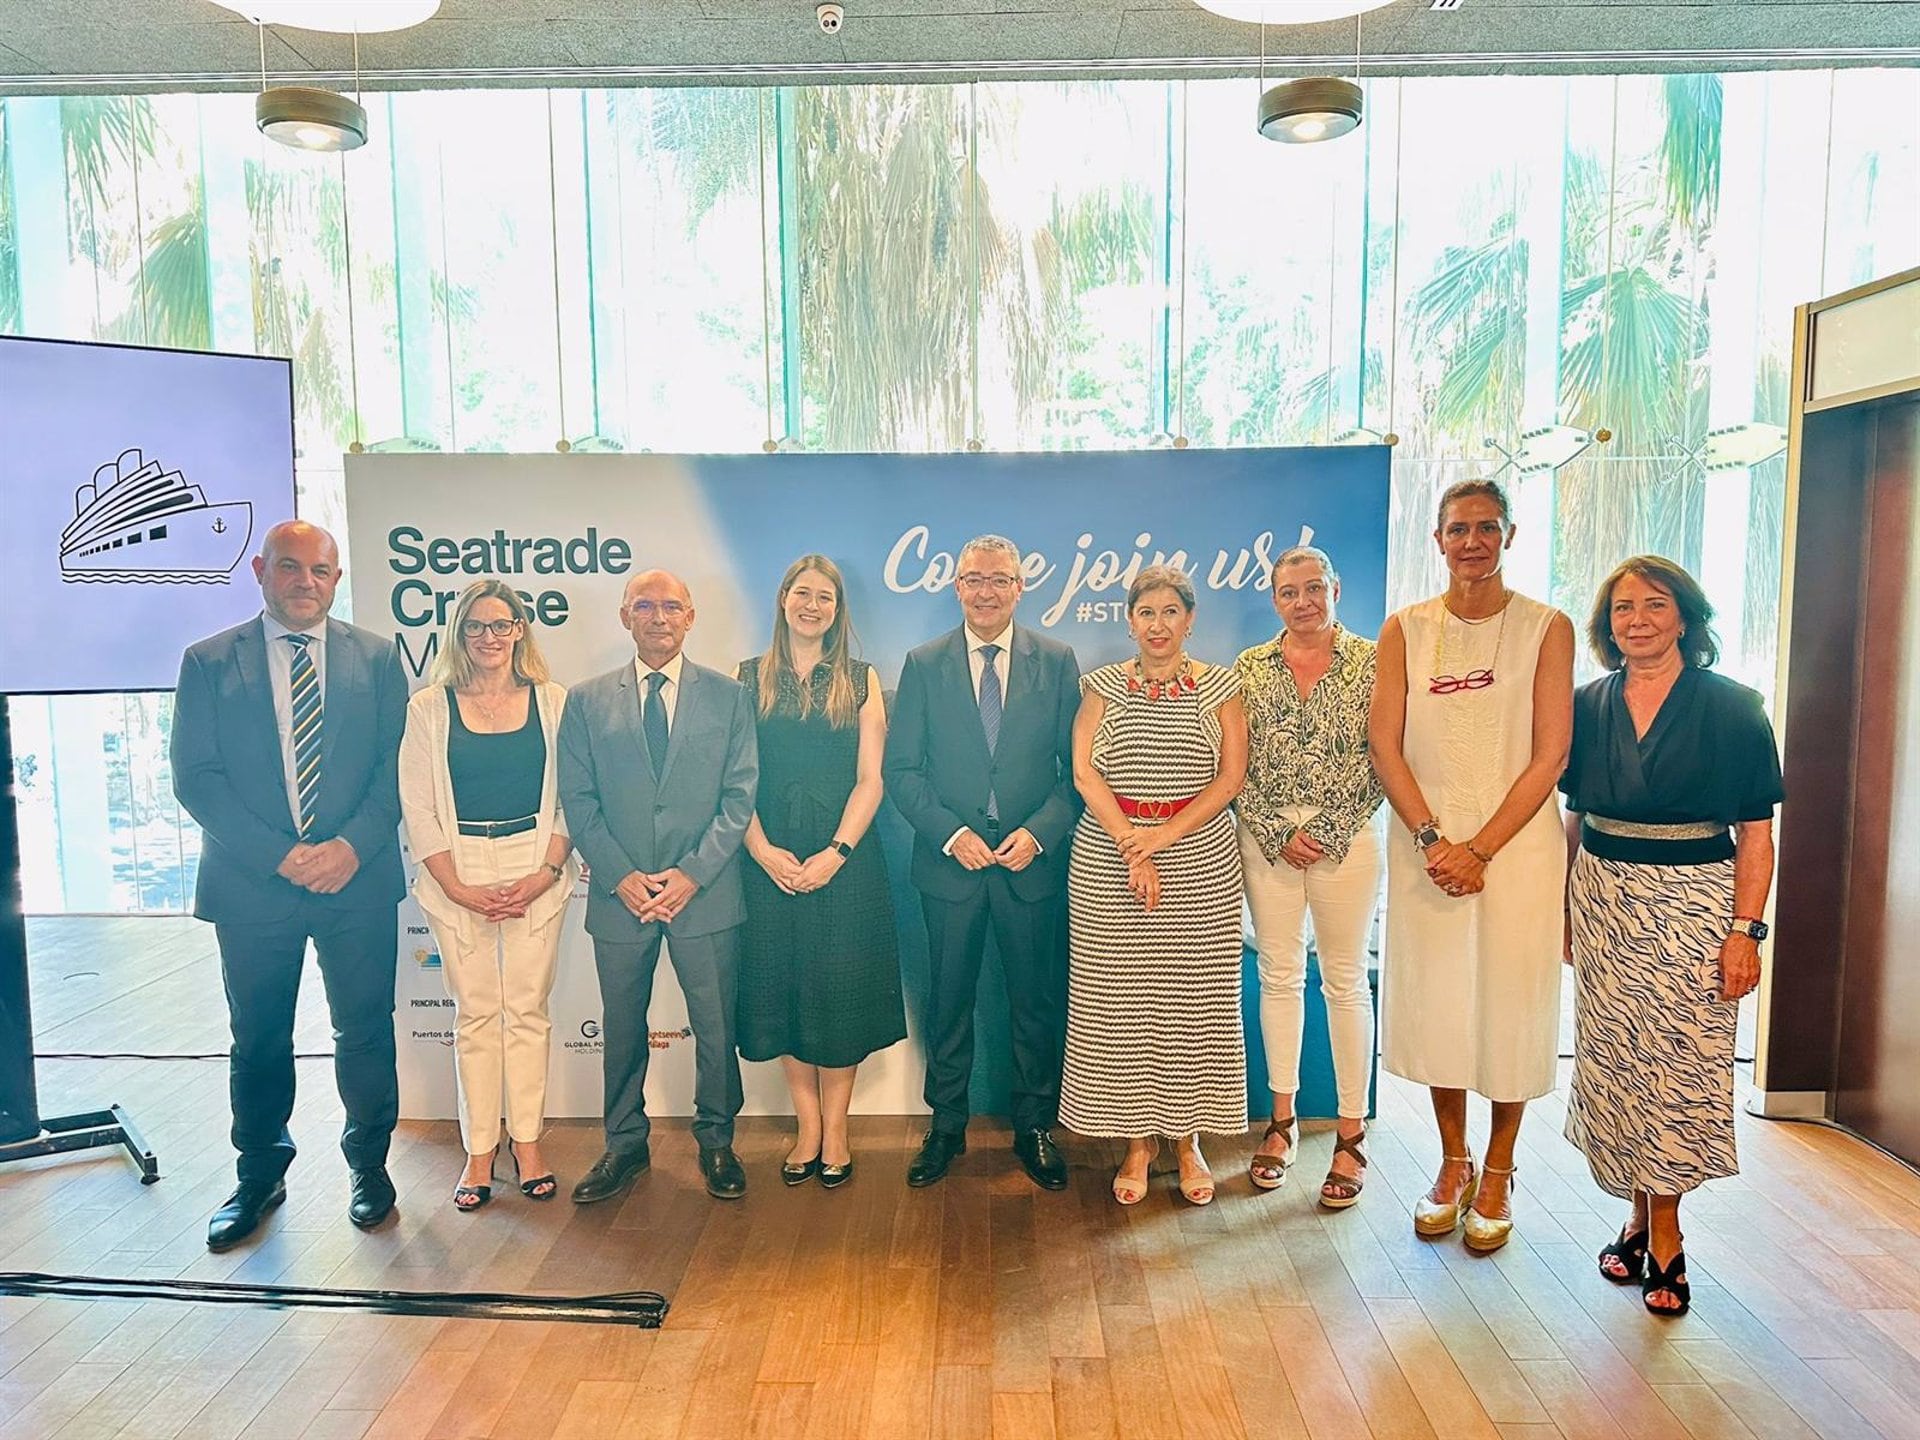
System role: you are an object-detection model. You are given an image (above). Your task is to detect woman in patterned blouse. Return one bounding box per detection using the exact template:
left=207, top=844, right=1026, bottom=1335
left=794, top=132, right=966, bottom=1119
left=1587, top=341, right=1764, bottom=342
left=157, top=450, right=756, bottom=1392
left=1234, top=546, right=1385, bottom=1205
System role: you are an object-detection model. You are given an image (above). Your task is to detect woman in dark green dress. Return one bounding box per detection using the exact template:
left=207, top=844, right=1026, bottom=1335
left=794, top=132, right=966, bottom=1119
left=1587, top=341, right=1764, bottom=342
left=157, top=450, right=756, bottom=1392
left=737, top=554, right=904, bottom=1189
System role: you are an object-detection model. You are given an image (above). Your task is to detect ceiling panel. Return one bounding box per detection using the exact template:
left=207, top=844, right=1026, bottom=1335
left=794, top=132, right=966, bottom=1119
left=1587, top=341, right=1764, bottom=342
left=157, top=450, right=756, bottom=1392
left=0, top=0, right=1915, bottom=91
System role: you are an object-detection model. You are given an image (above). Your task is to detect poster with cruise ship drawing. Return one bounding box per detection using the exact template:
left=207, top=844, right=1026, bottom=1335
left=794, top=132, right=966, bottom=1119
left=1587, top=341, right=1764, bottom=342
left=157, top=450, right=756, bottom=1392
left=0, top=337, right=294, bottom=694
left=60, top=448, right=254, bottom=583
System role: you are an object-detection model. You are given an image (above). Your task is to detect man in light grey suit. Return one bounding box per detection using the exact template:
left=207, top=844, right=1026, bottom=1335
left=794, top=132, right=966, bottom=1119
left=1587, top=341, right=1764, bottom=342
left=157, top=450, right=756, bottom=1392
left=557, top=569, right=759, bottom=1201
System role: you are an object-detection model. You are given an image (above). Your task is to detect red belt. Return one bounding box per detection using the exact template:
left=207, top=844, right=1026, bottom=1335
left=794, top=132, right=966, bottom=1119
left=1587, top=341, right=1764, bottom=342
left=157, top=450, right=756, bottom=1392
left=1114, top=794, right=1196, bottom=820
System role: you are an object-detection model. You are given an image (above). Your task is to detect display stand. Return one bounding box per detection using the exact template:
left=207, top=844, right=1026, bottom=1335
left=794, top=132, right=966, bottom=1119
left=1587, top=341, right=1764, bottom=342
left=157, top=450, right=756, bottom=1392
left=0, top=695, right=160, bottom=1183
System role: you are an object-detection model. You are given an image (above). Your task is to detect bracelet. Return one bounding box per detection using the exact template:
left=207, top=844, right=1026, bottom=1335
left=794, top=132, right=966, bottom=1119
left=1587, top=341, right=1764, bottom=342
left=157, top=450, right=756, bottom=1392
left=544, top=861, right=565, bottom=881
left=1466, top=842, right=1492, bottom=864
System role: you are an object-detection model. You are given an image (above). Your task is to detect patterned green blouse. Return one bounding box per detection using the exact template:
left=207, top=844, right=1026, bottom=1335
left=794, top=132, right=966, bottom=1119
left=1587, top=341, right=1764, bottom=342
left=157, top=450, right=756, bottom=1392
left=1233, top=624, right=1385, bottom=866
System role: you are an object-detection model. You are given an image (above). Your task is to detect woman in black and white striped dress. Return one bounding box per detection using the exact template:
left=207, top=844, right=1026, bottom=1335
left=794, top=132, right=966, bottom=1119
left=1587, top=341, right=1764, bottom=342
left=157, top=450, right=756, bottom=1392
left=1059, top=566, right=1249, bottom=1207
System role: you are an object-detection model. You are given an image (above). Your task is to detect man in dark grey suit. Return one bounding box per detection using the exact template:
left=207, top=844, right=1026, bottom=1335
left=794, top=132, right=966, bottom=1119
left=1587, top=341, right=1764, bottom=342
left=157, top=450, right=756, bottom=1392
left=557, top=569, right=759, bottom=1202
left=172, top=519, right=407, bottom=1251
left=883, top=534, right=1081, bottom=1190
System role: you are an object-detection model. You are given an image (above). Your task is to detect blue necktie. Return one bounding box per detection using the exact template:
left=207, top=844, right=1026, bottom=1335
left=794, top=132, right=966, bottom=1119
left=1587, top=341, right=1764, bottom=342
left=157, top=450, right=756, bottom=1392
left=286, top=634, right=323, bottom=837
left=644, top=671, right=669, bottom=780
left=977, top=644, right=1002, bottom=821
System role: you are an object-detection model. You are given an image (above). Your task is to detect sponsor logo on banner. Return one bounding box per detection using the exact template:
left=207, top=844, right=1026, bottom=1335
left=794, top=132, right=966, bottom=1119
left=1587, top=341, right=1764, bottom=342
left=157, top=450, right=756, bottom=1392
left=412, top=945, right=440, bottom=971
left=564, top=1018, right=603, bottom=1054
left=410, top=1027, right=455, bottom=1047
left=650, top=1026, right=693, bottom=1052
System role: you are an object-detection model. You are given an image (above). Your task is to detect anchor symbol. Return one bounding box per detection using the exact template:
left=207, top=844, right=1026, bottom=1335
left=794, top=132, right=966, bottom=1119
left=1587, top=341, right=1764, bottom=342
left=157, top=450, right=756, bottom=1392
left=211, top=516, right=227, bottom=533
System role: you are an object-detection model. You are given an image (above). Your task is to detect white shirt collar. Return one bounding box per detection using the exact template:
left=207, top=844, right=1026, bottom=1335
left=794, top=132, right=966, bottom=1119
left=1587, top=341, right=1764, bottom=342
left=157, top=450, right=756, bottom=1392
left=965, top=621, right=1014, bottom=653
left=262, top=611, right=327, bottom=645
left=634, top=650, right=686, bottom=688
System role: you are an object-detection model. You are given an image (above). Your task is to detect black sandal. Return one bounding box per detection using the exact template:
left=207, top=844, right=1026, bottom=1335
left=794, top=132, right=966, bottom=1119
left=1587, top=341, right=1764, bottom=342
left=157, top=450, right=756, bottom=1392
left=1598, top=1225, right=1649, bottom=1284
left=509, top=1143, right=557, bottom=1201
left=1642, top=1246, right=1691, bottom=1317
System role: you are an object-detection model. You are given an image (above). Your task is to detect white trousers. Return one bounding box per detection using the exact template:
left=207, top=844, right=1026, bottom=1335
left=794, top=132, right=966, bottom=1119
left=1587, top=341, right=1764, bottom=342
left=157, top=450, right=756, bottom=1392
left=1238, top=812, right=1383, bottom=1119
left=426, top=830, right=563, bottom=1155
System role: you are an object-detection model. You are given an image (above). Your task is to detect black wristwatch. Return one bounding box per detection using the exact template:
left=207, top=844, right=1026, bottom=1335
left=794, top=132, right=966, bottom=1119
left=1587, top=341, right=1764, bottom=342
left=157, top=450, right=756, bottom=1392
left=1730, top=916, right=1768, bottom=941
left=1412, top=819, right=1442, bottom=853
left=828, top=840, right=853, bottom=859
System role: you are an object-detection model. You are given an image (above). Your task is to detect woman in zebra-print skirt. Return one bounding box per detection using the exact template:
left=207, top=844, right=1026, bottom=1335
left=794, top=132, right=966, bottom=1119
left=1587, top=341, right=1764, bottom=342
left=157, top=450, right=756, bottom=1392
left=1059, top=566, right=1248, bottom=1207
left=1562, top=556, right=1782, bottom=1318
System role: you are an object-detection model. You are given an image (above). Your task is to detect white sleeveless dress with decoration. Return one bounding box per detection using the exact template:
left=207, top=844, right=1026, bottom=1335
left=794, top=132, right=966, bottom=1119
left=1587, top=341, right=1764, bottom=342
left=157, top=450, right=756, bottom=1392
left=1380, top=593, right=1567, bottom=1103
left=1058, top=661, right=1248, bottom=1137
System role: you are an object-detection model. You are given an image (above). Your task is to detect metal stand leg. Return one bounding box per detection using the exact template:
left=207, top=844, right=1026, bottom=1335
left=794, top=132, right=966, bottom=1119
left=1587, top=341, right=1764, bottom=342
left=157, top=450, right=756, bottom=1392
left=0, top=1104, right=160, bottom=1184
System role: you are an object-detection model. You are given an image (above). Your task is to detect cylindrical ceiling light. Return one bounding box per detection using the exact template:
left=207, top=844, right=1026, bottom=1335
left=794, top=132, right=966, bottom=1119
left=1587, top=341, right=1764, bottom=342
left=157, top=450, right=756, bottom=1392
left=255, top=85, right=367, bottom=152
left=1193, top=1, right=1398, bottom=21
left=1258, top=75, right=1363, bottom=143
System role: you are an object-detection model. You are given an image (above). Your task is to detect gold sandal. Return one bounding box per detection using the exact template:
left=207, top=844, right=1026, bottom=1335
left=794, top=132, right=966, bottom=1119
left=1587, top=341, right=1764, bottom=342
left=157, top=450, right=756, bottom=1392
left=1249, top=1115, right=1297, bottom=1191
left=1414, top=1155, right=1478, bottom=1237
left=1318, top=1128, right=1368, bottom=1210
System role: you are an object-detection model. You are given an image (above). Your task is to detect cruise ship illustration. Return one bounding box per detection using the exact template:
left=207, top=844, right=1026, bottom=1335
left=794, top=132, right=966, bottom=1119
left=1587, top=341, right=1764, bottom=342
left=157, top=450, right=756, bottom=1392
left=59, top=447, right=253, bottom=583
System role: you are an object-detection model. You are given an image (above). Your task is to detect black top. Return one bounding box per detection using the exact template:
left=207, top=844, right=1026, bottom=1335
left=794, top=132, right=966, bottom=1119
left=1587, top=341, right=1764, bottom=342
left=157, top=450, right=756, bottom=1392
left=1561, top=667, right=1784, bottom=865
left=447, top=685, right=545, bottom=823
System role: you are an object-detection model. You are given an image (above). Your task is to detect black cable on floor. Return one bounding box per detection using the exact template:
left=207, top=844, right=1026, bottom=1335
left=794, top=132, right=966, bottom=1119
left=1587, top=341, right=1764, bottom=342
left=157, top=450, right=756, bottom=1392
left=36, top=1052, right=334, bottom=1060
left=0, top=1271, right=669, bottom=1327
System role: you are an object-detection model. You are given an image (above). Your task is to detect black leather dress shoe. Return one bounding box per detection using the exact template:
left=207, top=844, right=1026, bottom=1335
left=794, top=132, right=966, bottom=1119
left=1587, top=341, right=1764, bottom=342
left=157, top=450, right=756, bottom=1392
left=571, top=1147, right=651, bottom=1204
left=348, top=1167, right=397, bottom=1228
left=206, top=1180, right=287, bottom=1252
left=700, top=1146, right=747, bottom=1200
left=1013, top=1129, right=1069, bottom=1191
left=906, top=1128, right=966, bottom=1188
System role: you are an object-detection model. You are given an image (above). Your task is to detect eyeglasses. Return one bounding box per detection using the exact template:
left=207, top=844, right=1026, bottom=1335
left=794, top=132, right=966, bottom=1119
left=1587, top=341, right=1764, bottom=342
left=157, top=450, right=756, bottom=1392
left=1428, top=670, right=1495, bottom=695
left=627, top=600, right=688, bottom=619
left=461, top=619, right=522, bottom=639
left=956, top=574, right=1018, bottom=593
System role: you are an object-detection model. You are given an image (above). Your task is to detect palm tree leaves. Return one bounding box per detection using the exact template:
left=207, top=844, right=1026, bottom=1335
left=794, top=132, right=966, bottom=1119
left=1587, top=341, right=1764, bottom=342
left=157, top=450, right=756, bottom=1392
left=138, top=202, right=212, bottom=351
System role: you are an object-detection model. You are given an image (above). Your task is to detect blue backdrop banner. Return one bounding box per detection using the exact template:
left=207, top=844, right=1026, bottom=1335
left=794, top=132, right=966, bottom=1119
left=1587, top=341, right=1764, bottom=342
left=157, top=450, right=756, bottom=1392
left=344, top=447, right=1390, bottom=1122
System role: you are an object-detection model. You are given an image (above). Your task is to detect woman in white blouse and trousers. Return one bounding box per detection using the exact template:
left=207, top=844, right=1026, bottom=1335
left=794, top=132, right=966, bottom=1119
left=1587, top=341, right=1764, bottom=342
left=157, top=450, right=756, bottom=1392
left=399, top=580, right=577, bottom=1211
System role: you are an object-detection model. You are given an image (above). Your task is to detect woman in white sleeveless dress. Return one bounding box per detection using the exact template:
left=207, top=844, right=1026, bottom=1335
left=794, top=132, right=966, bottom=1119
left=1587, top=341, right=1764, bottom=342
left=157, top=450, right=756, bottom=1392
left=1368, top=480, right=1574, bottom=1252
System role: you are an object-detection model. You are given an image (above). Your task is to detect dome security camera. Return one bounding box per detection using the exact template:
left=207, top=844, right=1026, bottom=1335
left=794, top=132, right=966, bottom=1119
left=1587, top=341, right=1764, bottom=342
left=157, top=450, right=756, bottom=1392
left=816, top=3, right=844, bottom=34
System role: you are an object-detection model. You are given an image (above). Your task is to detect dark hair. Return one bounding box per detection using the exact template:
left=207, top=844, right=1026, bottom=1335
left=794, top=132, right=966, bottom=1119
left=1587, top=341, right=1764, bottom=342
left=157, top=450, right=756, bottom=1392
left=1127, top=563, right=1196, bottom=612
left=1435, top=478, right=1512, bottom=530
left=1586, top=555, right=1720, bottom=671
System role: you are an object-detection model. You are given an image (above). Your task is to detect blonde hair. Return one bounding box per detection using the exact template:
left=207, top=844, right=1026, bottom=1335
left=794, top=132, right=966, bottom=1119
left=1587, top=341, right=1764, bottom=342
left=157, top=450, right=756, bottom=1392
left=758, top=555, right=860, bottom=728
left=427, top=580, right=551, bottom=689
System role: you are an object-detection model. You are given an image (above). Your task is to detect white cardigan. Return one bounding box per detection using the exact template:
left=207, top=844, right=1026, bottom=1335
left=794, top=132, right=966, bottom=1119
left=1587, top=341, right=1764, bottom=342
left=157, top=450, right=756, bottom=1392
left=397, top=679, right=577, bottom=938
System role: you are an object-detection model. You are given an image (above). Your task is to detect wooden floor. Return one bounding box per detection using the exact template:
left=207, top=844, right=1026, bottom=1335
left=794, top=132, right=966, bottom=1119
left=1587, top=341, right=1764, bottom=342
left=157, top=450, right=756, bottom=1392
left=6, top=919, right=1920, bottom=1439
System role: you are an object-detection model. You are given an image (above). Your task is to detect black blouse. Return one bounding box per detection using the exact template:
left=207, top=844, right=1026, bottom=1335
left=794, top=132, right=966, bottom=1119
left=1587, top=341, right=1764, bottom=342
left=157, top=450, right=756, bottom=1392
left=1560, top=667, right=1784, bottom=865
left=447, top=686, right=545, bottom=823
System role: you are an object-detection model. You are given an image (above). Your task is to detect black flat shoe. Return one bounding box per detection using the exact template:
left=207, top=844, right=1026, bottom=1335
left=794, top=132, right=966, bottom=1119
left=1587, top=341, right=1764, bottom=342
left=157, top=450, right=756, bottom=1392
left=1643, top=1246, right=1692, bottom=1317
left=1599, top=1225, right=1649, bottom=1283
left=782, top=1155, right=822, bottom=1186
left=348, top=1167, right=396, bottom=1229
left=509, top=1143, right=557, bottom=1201
left=820, top=1159, right=854, bottom=1190
left=206, top=1180, right=287, bottom=1252
left=571, top=1147, right=651, bottom=1204
left=907, top=1128, right=966, bottom=1188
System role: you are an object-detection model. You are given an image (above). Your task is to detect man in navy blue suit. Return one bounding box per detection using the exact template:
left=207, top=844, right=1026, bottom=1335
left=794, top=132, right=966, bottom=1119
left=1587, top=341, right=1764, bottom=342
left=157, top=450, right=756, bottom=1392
left=172, top=519, right=407, bottom=1251
left=883, top=534, right=1081, bottom=1191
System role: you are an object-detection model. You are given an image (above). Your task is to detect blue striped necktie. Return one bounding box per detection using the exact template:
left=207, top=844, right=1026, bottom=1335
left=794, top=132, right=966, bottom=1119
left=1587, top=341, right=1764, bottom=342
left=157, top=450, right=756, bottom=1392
left=286, top=634, right=323, bottom=837
left=977, top=643, right=1002, bottom=821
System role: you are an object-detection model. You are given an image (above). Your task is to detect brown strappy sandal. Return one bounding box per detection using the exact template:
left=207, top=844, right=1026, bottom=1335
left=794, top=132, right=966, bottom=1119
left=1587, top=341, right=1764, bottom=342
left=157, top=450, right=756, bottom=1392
left=1249, top=1115, right=1297, bottom=1192
left=1318, top=1128, right=1368, bottom=1210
